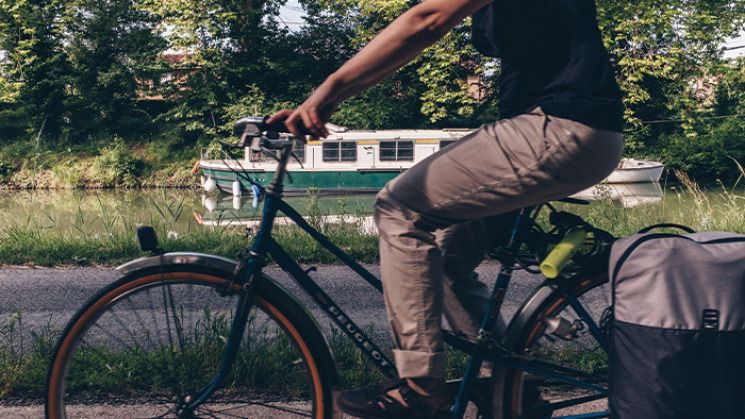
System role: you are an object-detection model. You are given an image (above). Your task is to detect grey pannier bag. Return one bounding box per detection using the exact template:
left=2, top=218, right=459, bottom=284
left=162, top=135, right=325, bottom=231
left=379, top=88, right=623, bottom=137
left=608, top=231, right=745, bottom=419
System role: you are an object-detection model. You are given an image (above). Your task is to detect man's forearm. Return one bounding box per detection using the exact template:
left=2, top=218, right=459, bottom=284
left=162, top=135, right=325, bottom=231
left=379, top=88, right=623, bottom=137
left=320, top=0, right=493, bottom=104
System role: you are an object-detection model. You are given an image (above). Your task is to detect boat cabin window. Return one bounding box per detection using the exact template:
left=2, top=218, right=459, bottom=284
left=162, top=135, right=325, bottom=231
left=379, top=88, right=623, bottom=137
left=439, top=140, right=456, bottom=149
left=248, top=138, right=305, bottom=163
left=379, top=140, right=414, bottom=162
left=322, top=141, right=357, bottom=162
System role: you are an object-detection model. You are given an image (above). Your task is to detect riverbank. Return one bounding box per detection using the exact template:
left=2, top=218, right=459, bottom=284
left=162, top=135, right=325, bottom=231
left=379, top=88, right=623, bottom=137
left=0, top=154, right=199, bottom=190
left=2, top=175, right=745, bottom=267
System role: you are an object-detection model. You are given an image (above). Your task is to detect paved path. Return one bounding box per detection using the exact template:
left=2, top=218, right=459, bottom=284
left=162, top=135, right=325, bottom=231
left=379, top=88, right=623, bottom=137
left=0, top=262, right=547, bottom=349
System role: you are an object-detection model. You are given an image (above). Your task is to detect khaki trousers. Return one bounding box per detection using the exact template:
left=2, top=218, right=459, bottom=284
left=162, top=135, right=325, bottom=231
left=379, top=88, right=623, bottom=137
left=374, top=107, right=623, bottom=378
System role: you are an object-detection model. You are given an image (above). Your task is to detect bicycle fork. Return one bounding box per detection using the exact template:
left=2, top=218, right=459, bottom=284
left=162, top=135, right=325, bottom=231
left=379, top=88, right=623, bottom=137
left=179, top=263, right=262, bottom=416
left=181, top=189, right=283, bottom=415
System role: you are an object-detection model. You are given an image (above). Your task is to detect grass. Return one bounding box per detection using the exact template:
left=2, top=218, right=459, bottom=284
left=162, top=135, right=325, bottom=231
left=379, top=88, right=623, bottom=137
left=0, top=188, right=379, bottom=267
left=0, top=311, right=470, bottom=402
left=0, top=312, right=54, bottom=399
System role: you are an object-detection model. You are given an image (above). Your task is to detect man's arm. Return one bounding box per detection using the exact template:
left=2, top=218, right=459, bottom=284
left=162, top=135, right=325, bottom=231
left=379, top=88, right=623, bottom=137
left=270, top=0, right=493, bottom=139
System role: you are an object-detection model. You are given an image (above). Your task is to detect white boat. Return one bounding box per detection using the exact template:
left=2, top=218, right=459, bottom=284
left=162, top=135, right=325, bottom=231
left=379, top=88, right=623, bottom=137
left=604, top=158, right=664, bottom=184
left=570, top=182, right=664, bottom=207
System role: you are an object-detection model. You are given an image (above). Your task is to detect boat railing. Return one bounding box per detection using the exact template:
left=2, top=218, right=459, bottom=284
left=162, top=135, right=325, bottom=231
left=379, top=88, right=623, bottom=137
left=201, top=147, right=232, bottom=162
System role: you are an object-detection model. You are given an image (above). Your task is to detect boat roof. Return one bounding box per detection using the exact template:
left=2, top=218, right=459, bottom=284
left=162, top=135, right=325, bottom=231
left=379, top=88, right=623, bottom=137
left=323, top=128, right=474, bottom=141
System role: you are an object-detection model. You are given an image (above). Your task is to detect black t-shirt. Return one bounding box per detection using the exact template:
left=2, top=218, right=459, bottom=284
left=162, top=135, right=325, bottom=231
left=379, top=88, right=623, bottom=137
left=472, top=0, right=623, bottom=132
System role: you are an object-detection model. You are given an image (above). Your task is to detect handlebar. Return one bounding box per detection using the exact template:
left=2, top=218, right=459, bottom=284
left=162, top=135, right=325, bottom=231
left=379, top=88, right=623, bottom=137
left=224, top=116, right=310, bottom=151
left=232, top=116, right=291, bottom=139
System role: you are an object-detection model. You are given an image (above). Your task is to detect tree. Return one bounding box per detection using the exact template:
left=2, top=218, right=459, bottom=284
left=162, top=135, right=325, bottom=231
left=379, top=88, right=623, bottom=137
left=65, top=0, right=166, bottom=142
left=136, top=0, right=357, bottom=143
left=711, top=57, right=745, bottom=117
left=318, top=0, right=745, bottom=133
left=0, top=0, right=70, bottom=140
left=597, top=0, right=745, bottom=152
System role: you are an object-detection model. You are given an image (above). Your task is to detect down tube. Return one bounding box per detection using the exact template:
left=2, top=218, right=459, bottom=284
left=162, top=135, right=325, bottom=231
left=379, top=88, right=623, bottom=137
left=277, top=199, right=383, bottom=292
left=265, top=236, right=398, bottom=378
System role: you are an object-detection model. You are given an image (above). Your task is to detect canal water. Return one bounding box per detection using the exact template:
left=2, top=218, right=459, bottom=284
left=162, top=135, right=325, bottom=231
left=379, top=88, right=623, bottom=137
left=0, top=182, right=739, bottom=236
left=0, top=188, right=377, bottom=235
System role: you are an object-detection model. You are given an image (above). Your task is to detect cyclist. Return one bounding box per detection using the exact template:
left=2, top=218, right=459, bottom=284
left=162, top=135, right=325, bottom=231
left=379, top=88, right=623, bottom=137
left=270, top=0, right=623, bottom=417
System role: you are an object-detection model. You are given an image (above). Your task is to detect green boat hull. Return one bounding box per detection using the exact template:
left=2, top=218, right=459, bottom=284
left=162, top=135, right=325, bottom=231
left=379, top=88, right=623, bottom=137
left=202, top=167, right=404, bottom=195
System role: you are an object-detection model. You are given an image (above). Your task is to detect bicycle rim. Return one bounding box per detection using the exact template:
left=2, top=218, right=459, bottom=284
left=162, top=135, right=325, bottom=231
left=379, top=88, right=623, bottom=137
left=46, top=270, right=332, bottom=419
left=498, top=272, right=609, bottom=419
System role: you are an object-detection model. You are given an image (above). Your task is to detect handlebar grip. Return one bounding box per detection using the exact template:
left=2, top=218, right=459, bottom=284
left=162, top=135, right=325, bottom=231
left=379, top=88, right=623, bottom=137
left=540, top=228, right=587, bottom=279
left=262, top=120, right=290, bottom=133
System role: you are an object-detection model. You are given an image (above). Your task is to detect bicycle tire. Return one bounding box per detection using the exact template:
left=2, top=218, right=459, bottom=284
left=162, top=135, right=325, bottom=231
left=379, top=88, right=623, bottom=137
left=493, top=270, right=609, bottom=419
left=45, top=264, right=338, bottom=419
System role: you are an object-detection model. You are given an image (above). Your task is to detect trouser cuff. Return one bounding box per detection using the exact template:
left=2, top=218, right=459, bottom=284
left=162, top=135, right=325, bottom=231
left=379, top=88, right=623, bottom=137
left=393, top=349, right=446, bottom=378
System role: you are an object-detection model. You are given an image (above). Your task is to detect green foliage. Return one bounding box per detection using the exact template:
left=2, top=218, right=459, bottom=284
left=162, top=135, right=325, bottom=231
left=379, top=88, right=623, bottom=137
left=0, top=77, right=20, bottom=104
left=329, top=326, right=386, bottom=388
left=711, top=57, right=745, bottom=117
left=319, top=0, right=484, bottom=124
left=0, top=105, right=28, bottom=139
left=0, top=0, right=70, bottom=140
left=92, top=139, right=146, bottom=187
left=596, top=0, right=745, bottom=150
left=415, top=23, right=480, bottom=123
left=135, top=0, right=355, bottom=144
left=51, top=159, right=84, bottom=188
left=0, top=311, right=54, bottom=398
left=663, top=118, right=745, bottom=184
left=333, top=71, right=430, bottom=129
left=63, top=0, right=166, bottom=142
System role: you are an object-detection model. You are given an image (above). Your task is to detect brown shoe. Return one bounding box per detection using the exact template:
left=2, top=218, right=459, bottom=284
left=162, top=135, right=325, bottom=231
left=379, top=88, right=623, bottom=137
left=336, top=377, right=452, bottom=419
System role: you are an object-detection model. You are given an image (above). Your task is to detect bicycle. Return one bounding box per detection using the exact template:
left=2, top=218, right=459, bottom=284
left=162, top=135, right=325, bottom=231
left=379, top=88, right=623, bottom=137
left=45, top=116, right=616, bottom=419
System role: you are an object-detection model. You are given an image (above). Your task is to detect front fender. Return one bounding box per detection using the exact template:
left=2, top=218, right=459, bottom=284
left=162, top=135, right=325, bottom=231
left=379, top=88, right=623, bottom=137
left=116, top=252, right=239, bottom=276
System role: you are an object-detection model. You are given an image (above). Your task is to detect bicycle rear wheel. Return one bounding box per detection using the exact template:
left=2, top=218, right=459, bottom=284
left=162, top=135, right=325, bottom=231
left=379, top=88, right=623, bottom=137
left=45, top=265, right=338, bottom=419
left=495, top=271, right=609, bottom=418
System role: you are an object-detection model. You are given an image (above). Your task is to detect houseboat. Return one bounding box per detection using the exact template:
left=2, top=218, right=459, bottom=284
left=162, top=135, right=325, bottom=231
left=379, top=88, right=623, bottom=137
left=197, top=127, right=473, bottom=196
left=196, top=128, right=665, bottom=196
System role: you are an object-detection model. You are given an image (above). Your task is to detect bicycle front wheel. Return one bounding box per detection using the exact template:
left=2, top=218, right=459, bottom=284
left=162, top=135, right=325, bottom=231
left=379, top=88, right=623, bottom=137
left=46, top=265, right=338, bottom=419
left=495, top=271, right=610, bottom=419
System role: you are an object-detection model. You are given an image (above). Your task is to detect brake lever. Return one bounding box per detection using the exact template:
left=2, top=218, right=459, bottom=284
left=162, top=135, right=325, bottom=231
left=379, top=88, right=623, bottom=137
left=217, top=139, right=242, bottom=149
left=290, top=152, right=304, bottom=168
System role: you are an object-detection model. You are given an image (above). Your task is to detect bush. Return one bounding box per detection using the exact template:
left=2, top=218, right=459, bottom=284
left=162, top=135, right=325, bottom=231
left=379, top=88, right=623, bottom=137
left=51, top=159, right=85, bottom=188
left=92, top=139, right=146, bottom=187
left=662, top=118, right=745, bottom=184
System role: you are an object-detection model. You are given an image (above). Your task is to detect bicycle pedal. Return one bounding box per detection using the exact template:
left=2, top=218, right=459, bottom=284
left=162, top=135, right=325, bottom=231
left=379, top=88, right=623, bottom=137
left=305, top=266, right=318, bottom=274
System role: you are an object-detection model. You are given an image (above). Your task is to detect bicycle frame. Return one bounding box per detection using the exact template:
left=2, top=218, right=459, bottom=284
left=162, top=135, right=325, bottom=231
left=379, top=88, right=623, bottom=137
left=187, top=140, right=610, bottom=419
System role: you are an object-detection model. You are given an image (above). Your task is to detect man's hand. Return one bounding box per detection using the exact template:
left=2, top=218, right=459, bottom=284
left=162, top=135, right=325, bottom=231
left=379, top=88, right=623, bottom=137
left=267, top=86, right=337, bottom=142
